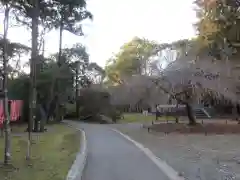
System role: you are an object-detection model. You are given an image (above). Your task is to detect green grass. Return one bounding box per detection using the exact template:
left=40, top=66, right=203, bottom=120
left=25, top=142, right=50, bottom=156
left=0, top=124, right=80, bottom=180
left=120, top=113, right=176, bottom=123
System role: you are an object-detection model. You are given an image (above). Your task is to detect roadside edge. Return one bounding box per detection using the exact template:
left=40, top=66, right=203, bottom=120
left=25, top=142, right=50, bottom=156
left=64, top=122, right=88, bottom=180
left=112, top=128, right=185, bottom=180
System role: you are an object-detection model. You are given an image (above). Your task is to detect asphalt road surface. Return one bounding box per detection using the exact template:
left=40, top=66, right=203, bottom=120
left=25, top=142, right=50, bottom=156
left=81, top=123, right=169, bottom=180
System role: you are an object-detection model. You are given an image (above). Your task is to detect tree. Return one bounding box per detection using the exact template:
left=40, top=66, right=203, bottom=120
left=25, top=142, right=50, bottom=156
left=106, top=34, right=240, bottom=124
left=104, top=37, right=193, bottom=85
left=7, top=0, right=92, bottom=122
left=87, top=62, right=105, bottom=84
left=37, top=56, right=75, bottom=122
left=2, top=0, right=42, bottom=160
left=5, top=0, right=92, bottom=158
left=5, top=42, right=91, bottom=125
left=29, top=44, right=89, bottom=123
left=193, top=0, right=240, bottom=122
left=77, top=86, right=124, bottom=123
left=54, top=0, right=92, bottom=121
left=54, top=0, right=92, bottom=61
left=153, top=52, right=240, bottom=124
left=0, top=36, right=31, bottom=78
left=0, top=0, right=94, bottom=165
left=53, top=43, right=89, bottom=120
left=1, top=0, right=11, bottom=165
left=0, top=0, right=29, bottom=165
left=104, top=38, right=194, bottom=116
left=194, top=0, right=240, bottom=58
left=25, top=0, right=39, bottom=160
left=0, top=1, right=32, bottom=163
left=106, top=75, right=168, bottom=114
left=105, top=37, right=160, bottom=84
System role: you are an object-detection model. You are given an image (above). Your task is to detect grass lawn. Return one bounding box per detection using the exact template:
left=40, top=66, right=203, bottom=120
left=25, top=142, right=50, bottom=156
left=0, top=124, right=80, bottom=180
left=120, top=113, right=176, bottom=123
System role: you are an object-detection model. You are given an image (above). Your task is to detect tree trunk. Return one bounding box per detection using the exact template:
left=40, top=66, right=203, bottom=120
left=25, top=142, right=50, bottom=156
left=185, top=103, right=196, bottom=125
left=35, top=104, right=46, bottom=132
left=175, top=103, right=179, bottom=123
left=47, top=97, right=57, bottom=121
left=55, top=16, right=64, bottom=122
left=232, top=104, right=240, bottom=123
left=3, top=5, right=11, bottom=165
left=40, top=105, right=47, bottom=132
left=75, top=62, right=80, bottom=119
left=33, top=117, right=39, bottom=132
left=46, top=67, right=57, bottom=122
left=58, top=18, right=63, bottom=66
left=27, top=0, right=39, bottom=160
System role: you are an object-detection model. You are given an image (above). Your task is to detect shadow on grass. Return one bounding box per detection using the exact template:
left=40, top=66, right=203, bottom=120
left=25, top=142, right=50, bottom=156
left=0, top=124, right=80, bottom=180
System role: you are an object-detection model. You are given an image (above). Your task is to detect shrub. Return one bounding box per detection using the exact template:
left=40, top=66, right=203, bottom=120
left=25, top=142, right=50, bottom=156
left=64, top=103, right=78, bottom=119
left=77, top=88, right=123, bottom=123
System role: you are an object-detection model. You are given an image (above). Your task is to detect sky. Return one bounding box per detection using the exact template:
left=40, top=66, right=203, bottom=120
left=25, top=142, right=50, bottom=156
left=0, top=0, right=197, bottom=67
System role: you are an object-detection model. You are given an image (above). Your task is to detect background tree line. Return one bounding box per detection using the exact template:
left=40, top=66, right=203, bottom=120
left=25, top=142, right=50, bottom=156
left=0, top=0, right=99, bottom=165
left=103, top=0, right=240, bottom=125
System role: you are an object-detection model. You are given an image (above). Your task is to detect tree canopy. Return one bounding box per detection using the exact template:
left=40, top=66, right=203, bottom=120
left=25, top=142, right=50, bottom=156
left=105, top=37, right=160, bottom=85
left=194, top=0, right=240, bottom=59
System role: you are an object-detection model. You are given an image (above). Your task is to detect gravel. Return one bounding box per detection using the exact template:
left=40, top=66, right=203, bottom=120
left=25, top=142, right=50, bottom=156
left=112, top=123, right=240, bottom=180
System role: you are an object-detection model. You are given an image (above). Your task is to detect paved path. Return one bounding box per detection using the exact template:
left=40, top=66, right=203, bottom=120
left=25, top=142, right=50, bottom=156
left=80, top=123, right=169, bottom=180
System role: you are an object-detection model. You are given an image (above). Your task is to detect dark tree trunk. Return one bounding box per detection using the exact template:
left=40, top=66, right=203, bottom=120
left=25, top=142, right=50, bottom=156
left=76, top=101, right=80, bottom=119
left=3, top=5, right=11, bottom=165
left=75, top=62, right=80, bottom=119
left=33, top=118, right=39, bottom=132
left=175, top=103, right=179, bottom=123
left=40, top=104, right=47, bottom=132
left=33, top=97, right=39, bottom=132
left=27, top=0, right=39, bottom=160
left=58, top=18, right=63, bottom=66
left=233, top=104, right=240, bottom=124
left=185, top=103, right=196, bottom=125
left=237, top=104, right=240, bottom=124
left=46, top=97, right=57, bottom=121
left=55, top=16, right=64, bottom=122
left=175, top=117, right=179, bottom=123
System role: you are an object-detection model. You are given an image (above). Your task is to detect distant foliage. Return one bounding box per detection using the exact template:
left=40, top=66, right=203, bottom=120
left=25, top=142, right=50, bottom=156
left=78, top=88, right=122, bottom=123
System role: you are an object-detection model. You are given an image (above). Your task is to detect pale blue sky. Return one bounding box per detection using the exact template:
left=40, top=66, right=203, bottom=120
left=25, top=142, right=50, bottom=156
left=1, top=0, right=197, bottom=67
